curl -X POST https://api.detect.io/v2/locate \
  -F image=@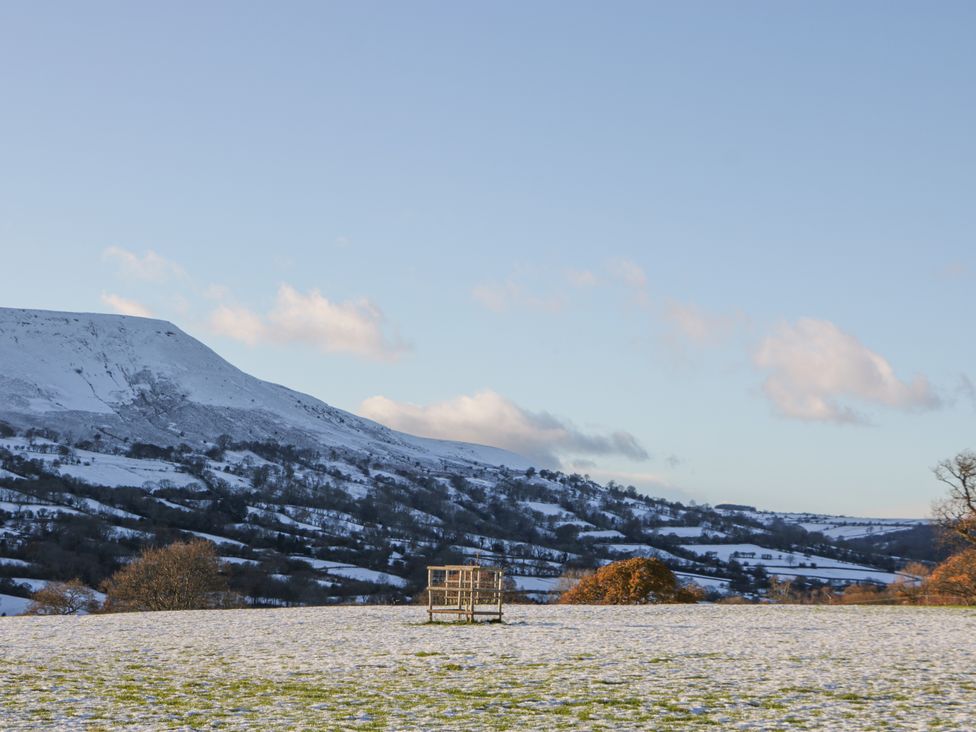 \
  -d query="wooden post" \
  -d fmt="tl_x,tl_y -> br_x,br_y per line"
427,566 -> 433,622
468,566 -> 474,622
497,566 -> 503,620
